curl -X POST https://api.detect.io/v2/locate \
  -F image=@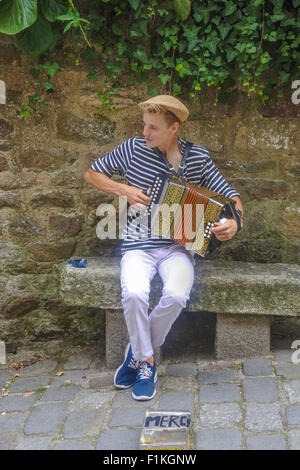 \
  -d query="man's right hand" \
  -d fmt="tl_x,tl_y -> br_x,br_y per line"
125,186 -> 152,211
